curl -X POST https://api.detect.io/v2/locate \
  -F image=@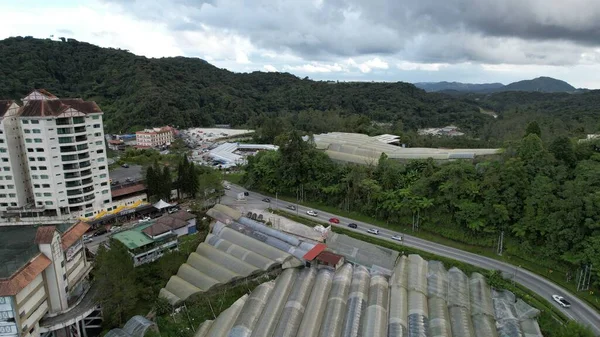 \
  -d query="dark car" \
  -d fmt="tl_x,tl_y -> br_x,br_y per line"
244,191 -> 249,196
121,163 -> 129,168
262,198 -> 271,202
93,229 -> 107,237
287,205 -> 296,211
348,223 -> 358,229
